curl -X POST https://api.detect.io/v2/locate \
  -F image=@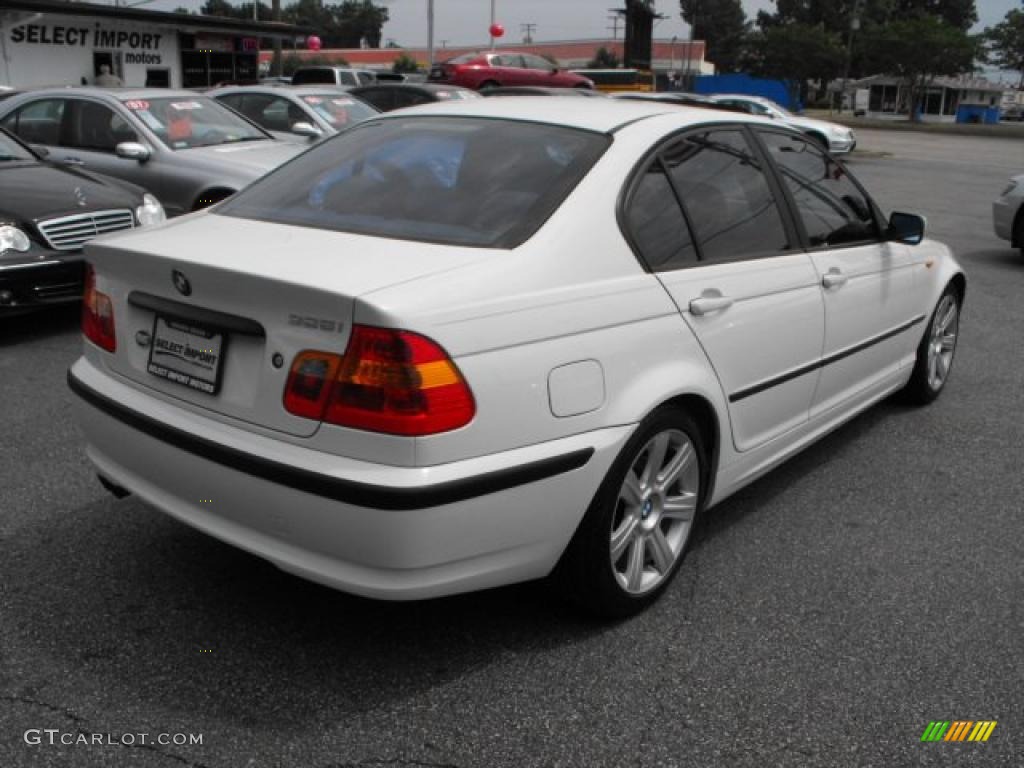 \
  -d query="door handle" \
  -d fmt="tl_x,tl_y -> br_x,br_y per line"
63,157 -> 85,166
821,268 -> 848,289
689,293 -> 733,316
